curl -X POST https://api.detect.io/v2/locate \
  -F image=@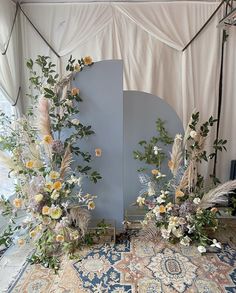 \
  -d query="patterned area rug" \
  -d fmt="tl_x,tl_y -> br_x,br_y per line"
8,237 -> 236,293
